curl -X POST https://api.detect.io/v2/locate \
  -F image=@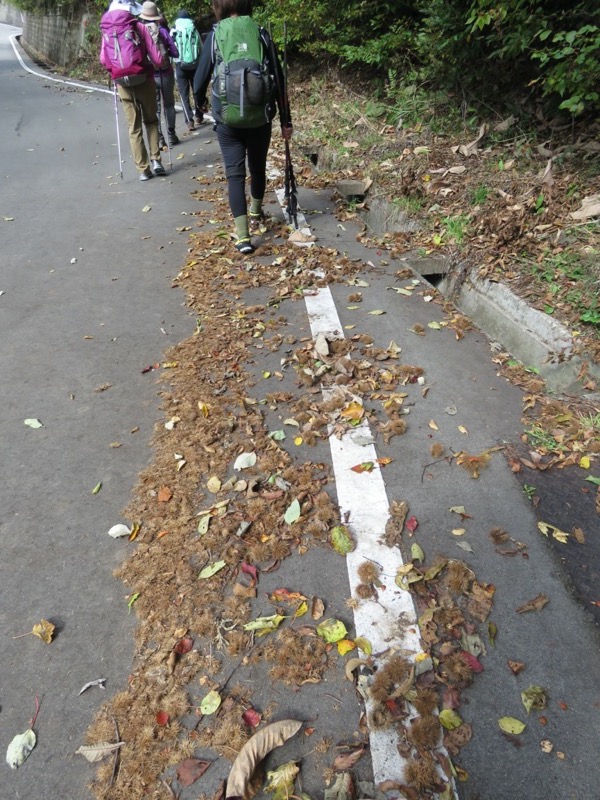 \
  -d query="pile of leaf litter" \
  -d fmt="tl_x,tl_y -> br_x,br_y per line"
288,75 -> 600,367
82,164 -> 497,798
